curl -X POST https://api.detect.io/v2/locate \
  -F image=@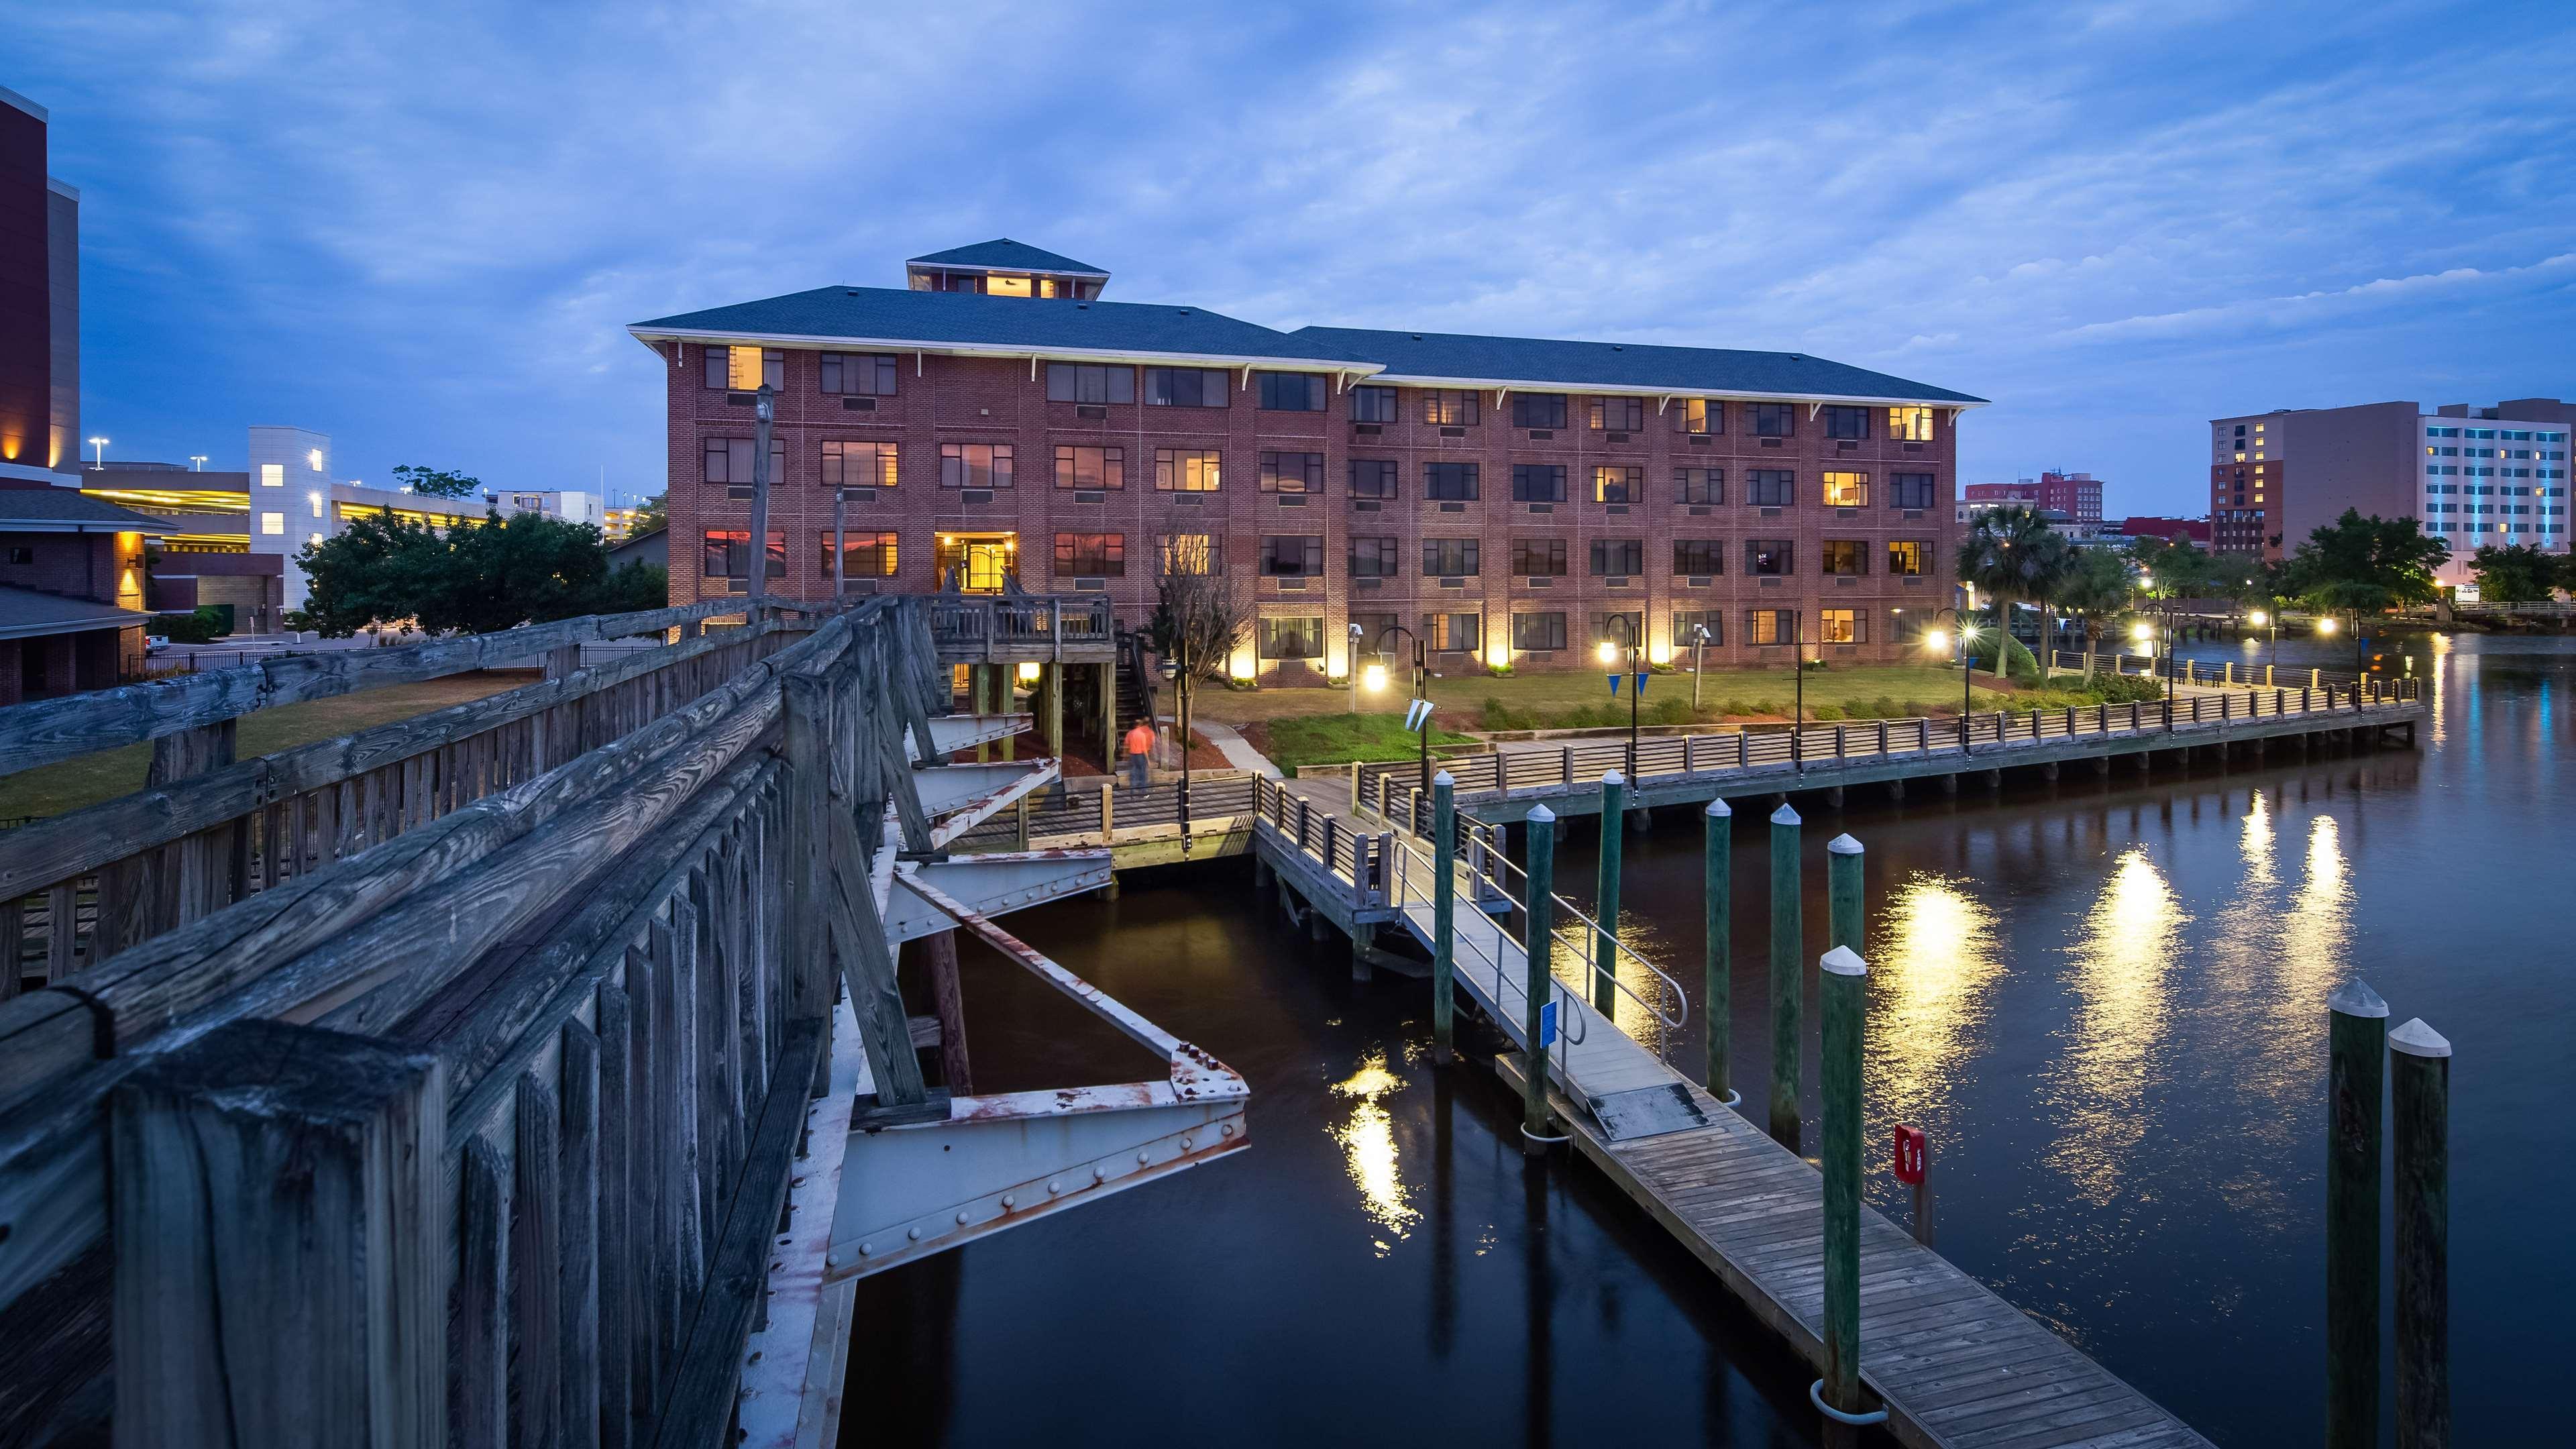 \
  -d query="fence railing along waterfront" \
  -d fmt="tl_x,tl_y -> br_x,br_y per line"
0,594 -> 956,1447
